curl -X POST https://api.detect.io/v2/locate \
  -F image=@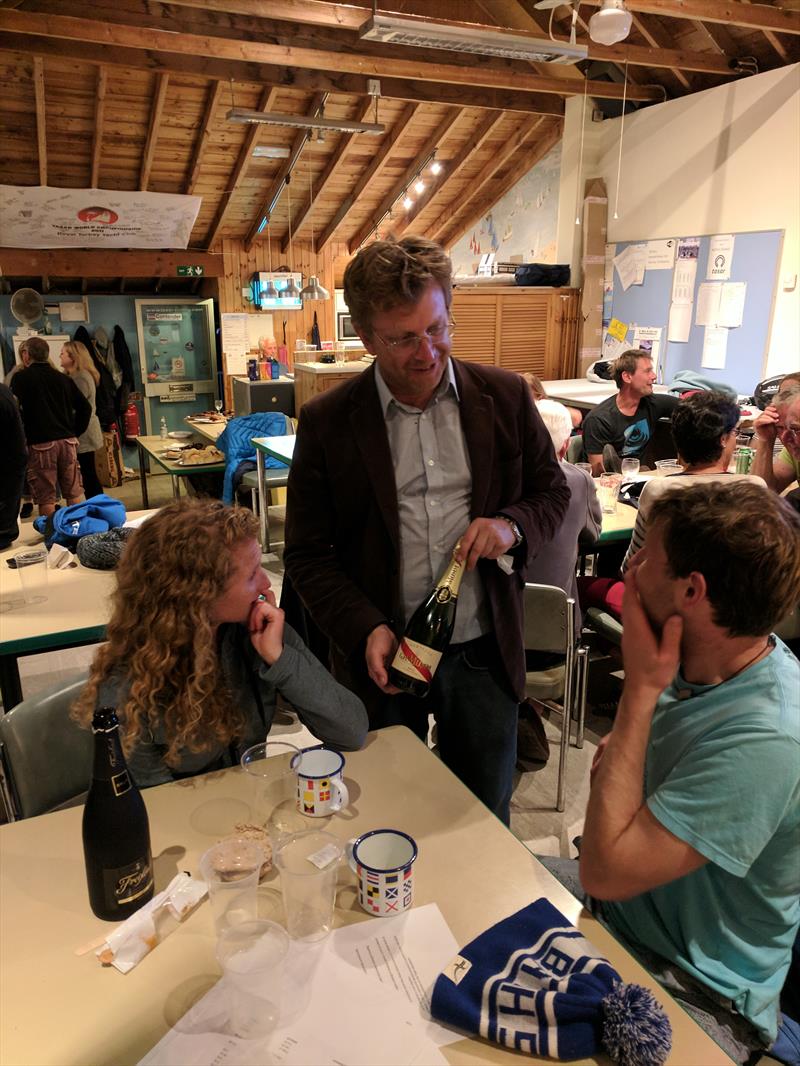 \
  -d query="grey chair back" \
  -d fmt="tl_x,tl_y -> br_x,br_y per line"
0,672 -> 92,820
524,583 -> 572,655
